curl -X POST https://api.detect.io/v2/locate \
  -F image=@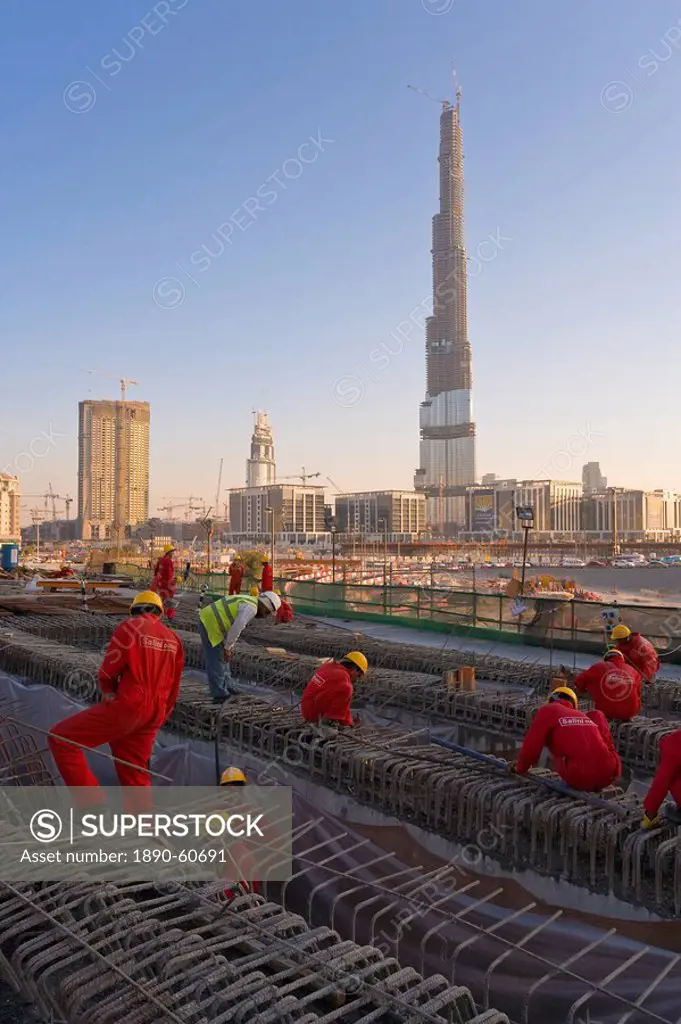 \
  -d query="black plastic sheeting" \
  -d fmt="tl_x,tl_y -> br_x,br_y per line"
2,671 -> 680,1024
